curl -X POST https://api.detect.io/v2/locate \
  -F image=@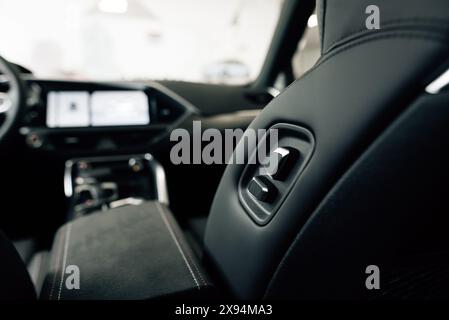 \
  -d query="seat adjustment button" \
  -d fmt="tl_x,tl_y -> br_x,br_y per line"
266,147 -> 298,180
248,175 -> 277,203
